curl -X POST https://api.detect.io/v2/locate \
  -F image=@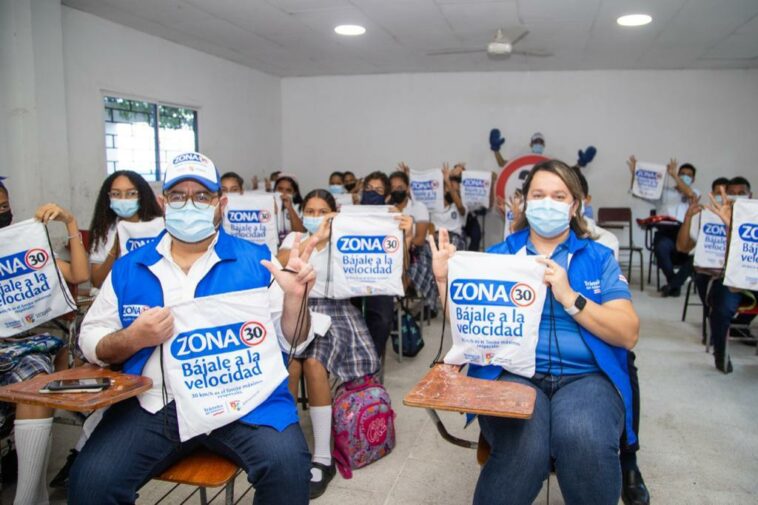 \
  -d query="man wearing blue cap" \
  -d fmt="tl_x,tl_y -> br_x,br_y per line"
70,152 -> 316,504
